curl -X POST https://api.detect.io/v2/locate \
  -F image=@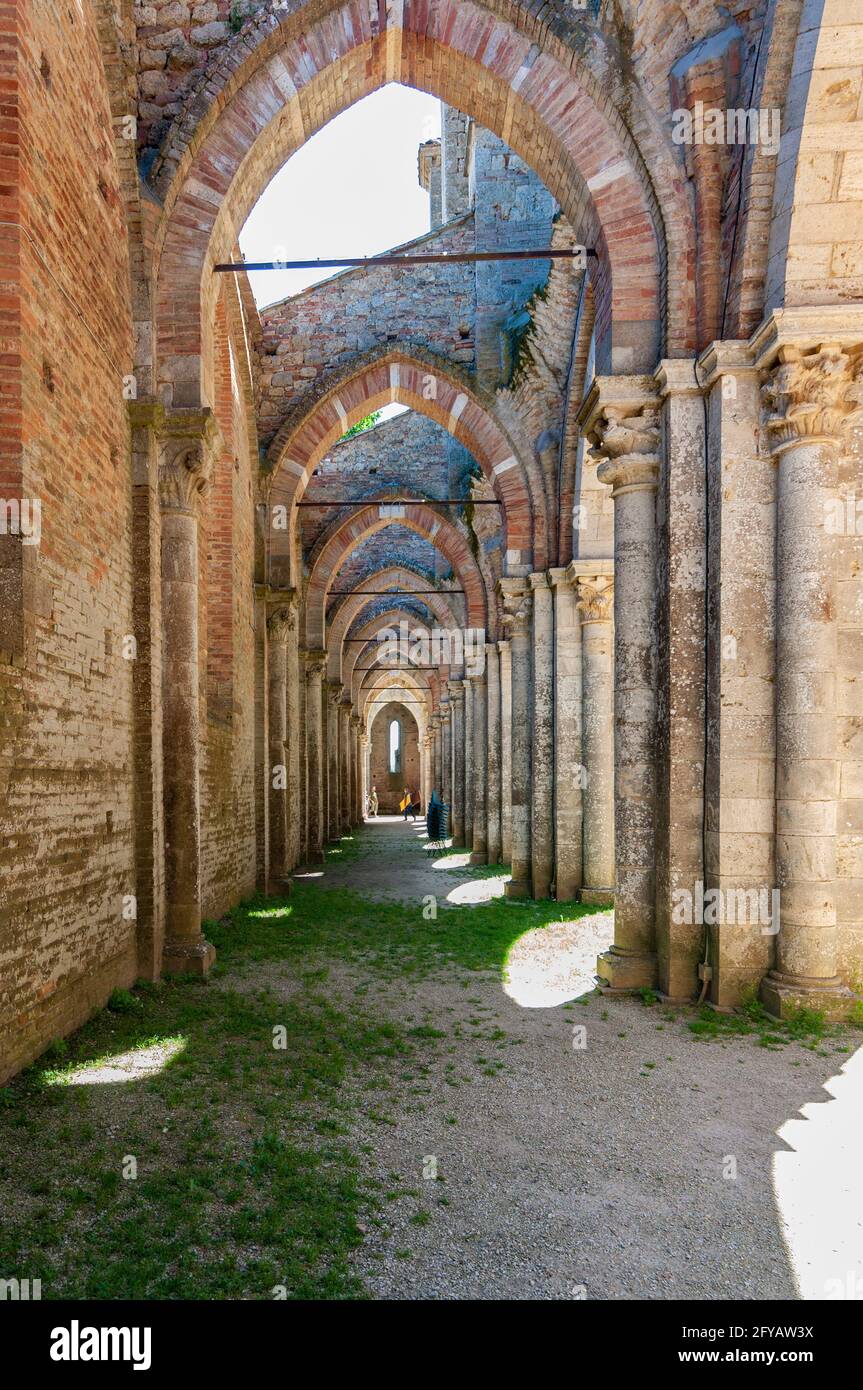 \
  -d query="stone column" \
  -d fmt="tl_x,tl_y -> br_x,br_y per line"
500,582 -> 532,897
530,573 -> 554,898
267,605 -> 292,889
470,671 -> 488,864
485,643 -> 502,864
498,640 -> 512,863
304,652 -> 326,862
698,340 -> 775,1006
575,572 -> 615,896
586,382 -> 661,989
422,732 -> 432,809
326,681 -> 342,841
283,592 -> 300,871
654,360 -> 707,1001
350,713 -> 361,826
441,702 -> 452,814
449,681 -> 465,845
298,642 -> 307,862
432,714 -> 442,795
549,568 -> 583,901
158,419 -> 217,975
339,701 -> 351,833
361,730 -> 370,818
462,677 -> 474,850
758,338 -> 861,1017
